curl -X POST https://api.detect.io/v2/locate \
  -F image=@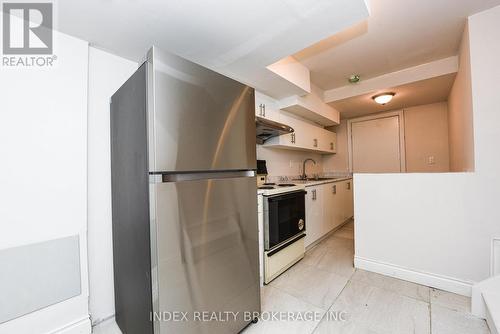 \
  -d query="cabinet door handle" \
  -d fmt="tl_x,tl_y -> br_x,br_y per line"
347,182 -> 351,190
312,189 -> 316,200
291,133 -> 295,144
313,138 -> 318,147
330,142 -> 334,150
332,185 -> 336,194
258,104 -> 262,116
263,104 -> 266,117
